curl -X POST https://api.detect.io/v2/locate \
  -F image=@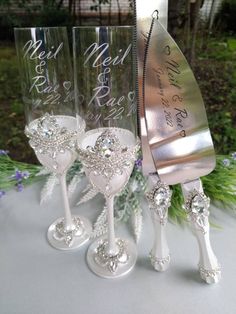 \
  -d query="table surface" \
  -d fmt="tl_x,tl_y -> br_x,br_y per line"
0,180 -> 236,314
